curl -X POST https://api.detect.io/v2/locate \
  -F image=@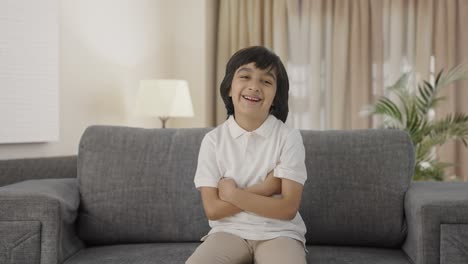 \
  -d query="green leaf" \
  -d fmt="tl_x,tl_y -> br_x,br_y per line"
435,70 -> 443,86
